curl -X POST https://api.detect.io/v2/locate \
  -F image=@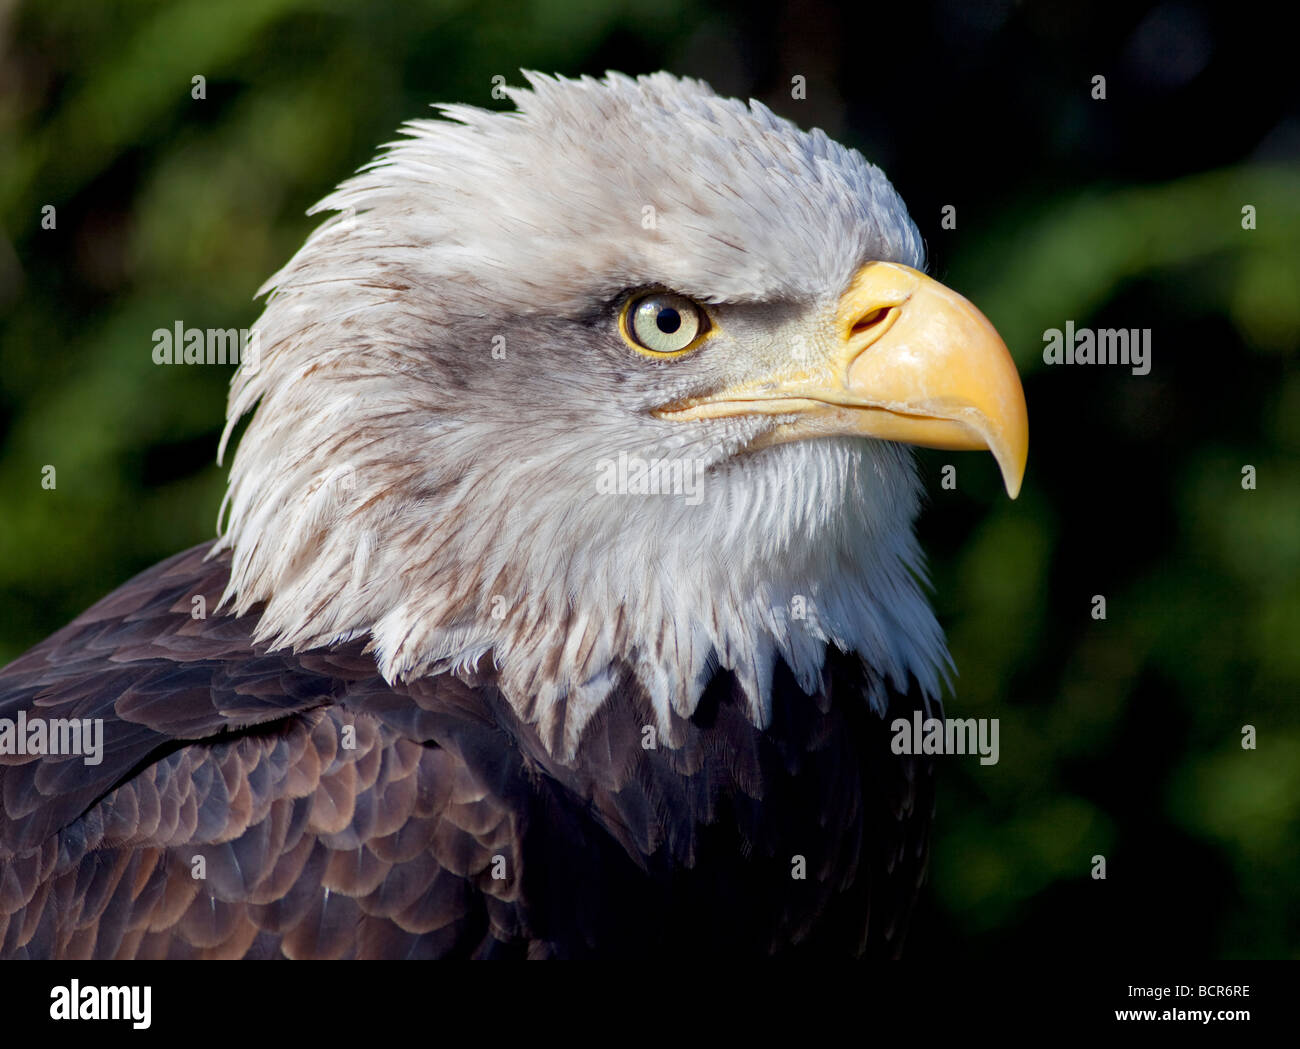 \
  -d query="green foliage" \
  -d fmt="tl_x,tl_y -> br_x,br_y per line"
929,167 -> 1300,957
